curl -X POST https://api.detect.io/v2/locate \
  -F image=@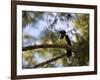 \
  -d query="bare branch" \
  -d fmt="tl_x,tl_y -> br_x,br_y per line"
23,44 -> 78,68
26,53 -> 67,68
34,53 -> 66,68
23,44 -> 71,51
